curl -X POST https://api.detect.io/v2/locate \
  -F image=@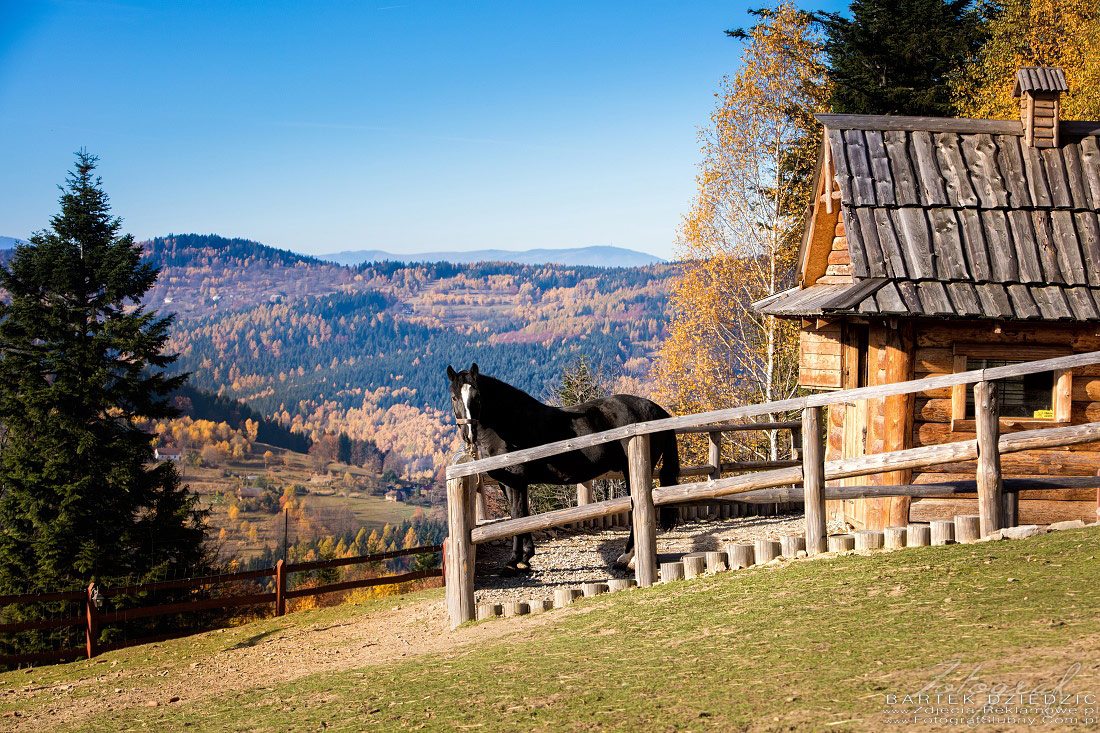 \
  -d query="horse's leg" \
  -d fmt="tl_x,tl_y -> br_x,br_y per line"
500,481 -> 533,576
517,484 -> 535,568
657,430 -> 680,532
614,464 -> 636,570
